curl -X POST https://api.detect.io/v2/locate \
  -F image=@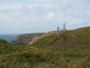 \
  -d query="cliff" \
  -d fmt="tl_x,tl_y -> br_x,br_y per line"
12,33 -> 44,44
